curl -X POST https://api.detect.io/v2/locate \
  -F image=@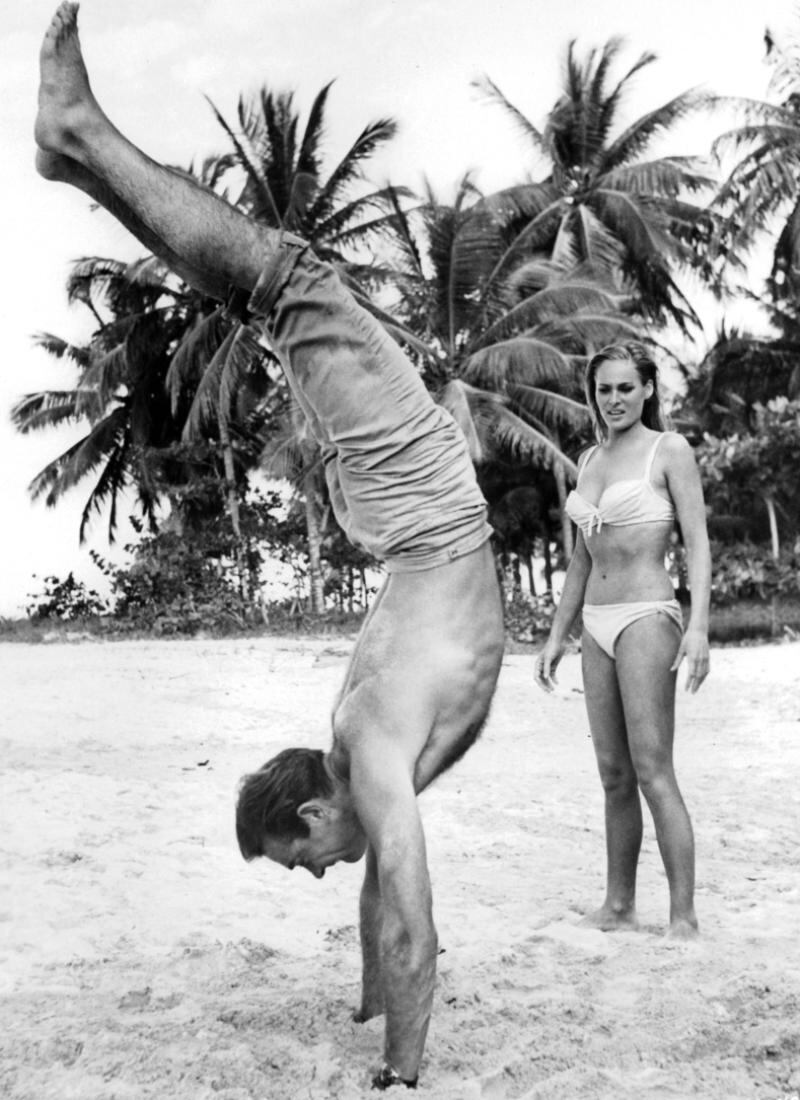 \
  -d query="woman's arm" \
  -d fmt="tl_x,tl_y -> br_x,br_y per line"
664,433 -> 712,692
535,532 -> 591,692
